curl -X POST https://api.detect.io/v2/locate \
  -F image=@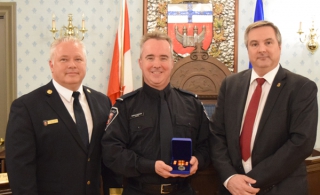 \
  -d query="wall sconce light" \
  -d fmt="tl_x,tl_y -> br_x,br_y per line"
50,13 -> 88,40
297,21 -> 318,54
